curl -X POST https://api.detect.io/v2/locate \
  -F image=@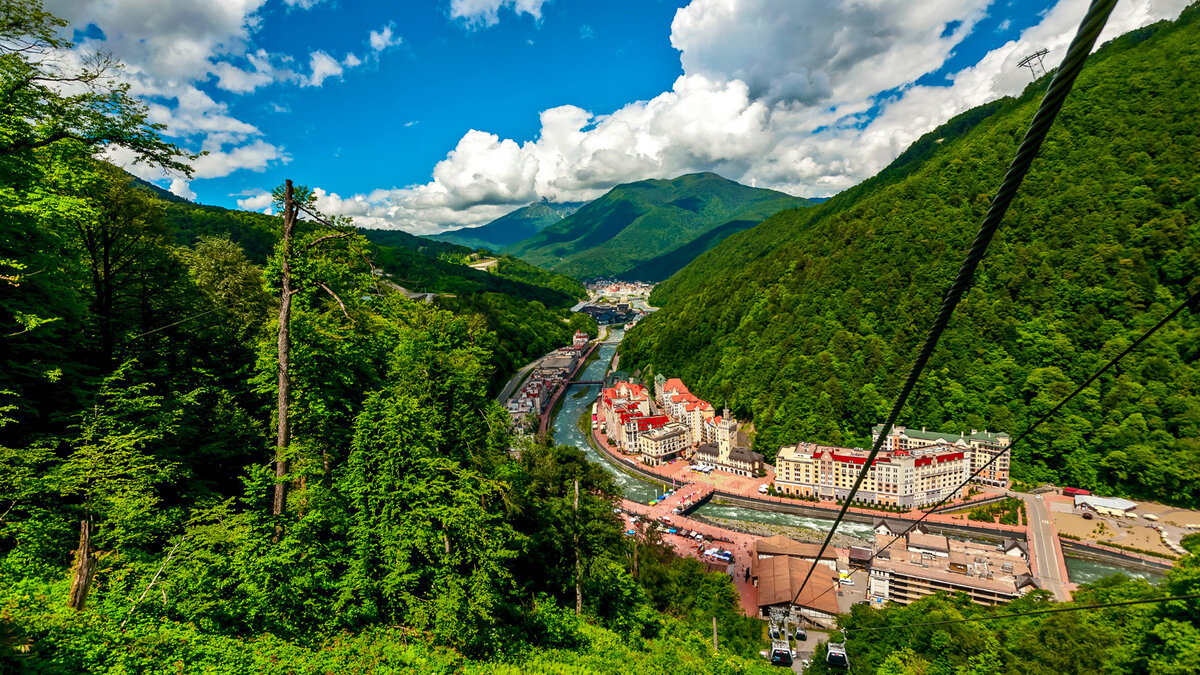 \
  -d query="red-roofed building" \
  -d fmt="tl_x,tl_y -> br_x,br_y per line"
774,441 -> 970,509
599,381 -> 652,449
